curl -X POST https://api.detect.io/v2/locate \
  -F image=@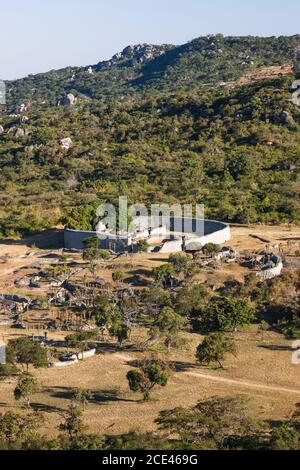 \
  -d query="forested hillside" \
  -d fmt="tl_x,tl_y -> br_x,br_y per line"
0,35 -> 300,236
